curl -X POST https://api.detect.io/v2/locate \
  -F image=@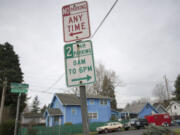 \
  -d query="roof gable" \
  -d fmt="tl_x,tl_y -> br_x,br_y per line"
153,104 -> 167,113
123,103 -> 146,113
167,101 -> 180,110
56,93 -> 81,105
139,103 -> 158,114
123,102 -> 158,114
